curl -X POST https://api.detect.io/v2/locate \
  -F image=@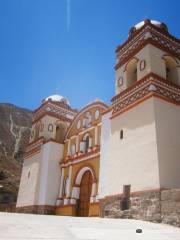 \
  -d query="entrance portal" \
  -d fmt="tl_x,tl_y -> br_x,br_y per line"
77,170 -> 92,217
